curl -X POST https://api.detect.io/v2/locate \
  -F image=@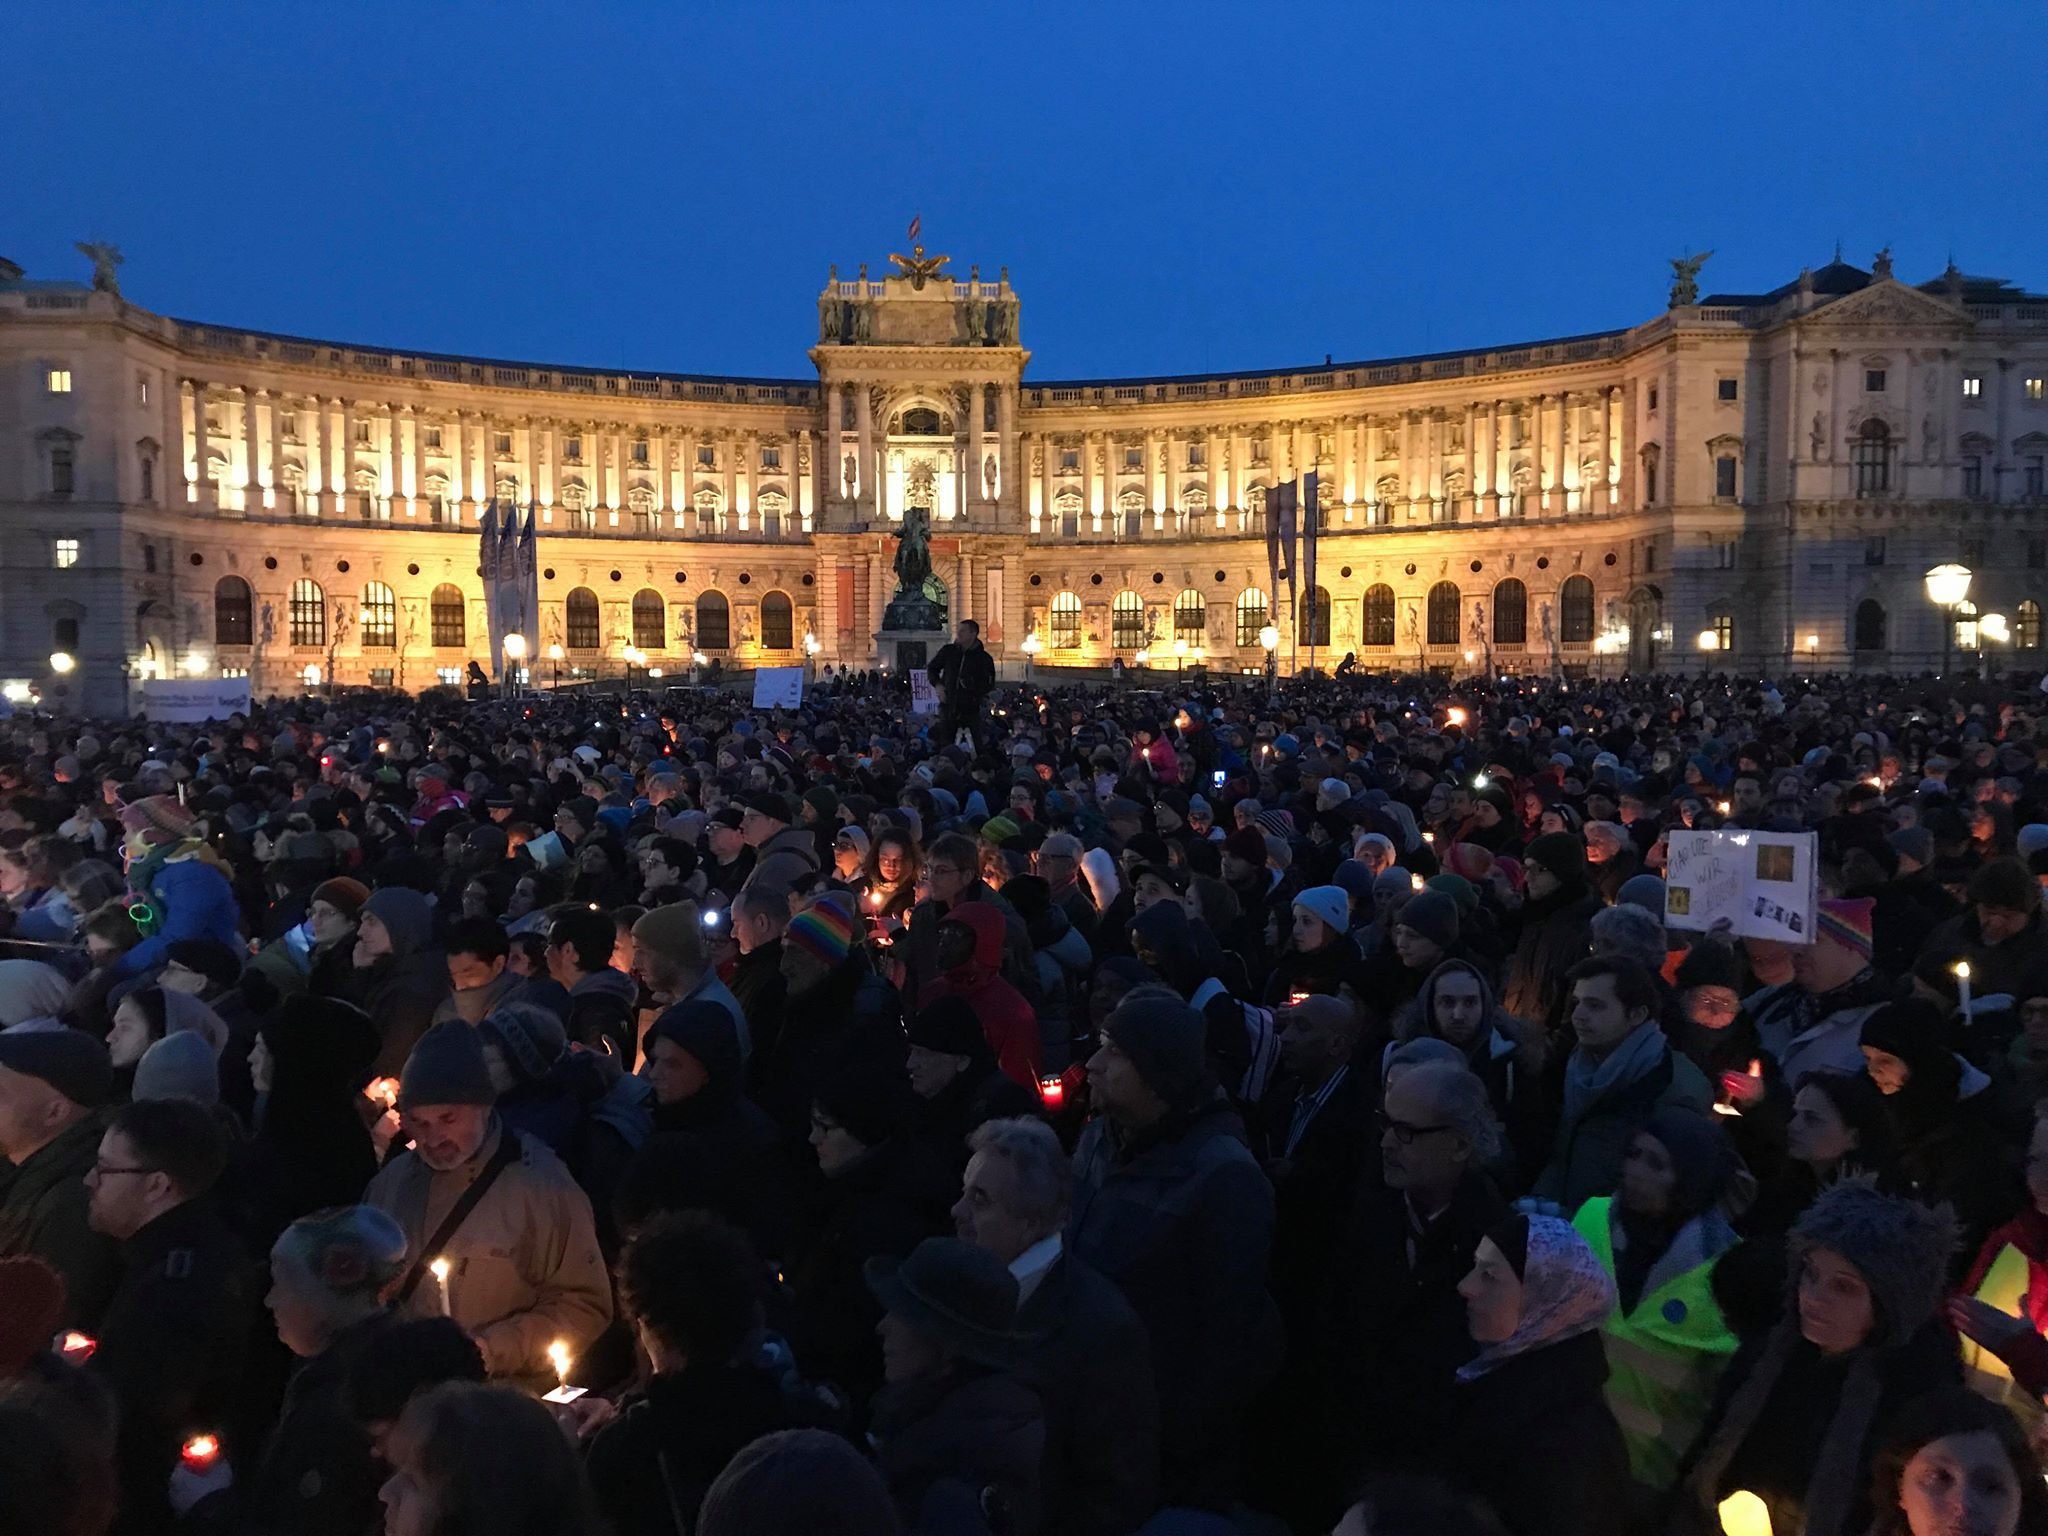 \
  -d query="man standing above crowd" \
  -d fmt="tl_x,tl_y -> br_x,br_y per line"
928,618 -> 995,748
